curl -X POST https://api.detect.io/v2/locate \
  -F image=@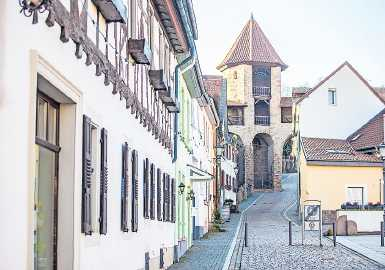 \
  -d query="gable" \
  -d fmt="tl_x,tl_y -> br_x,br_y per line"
299,63 -> 384,139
